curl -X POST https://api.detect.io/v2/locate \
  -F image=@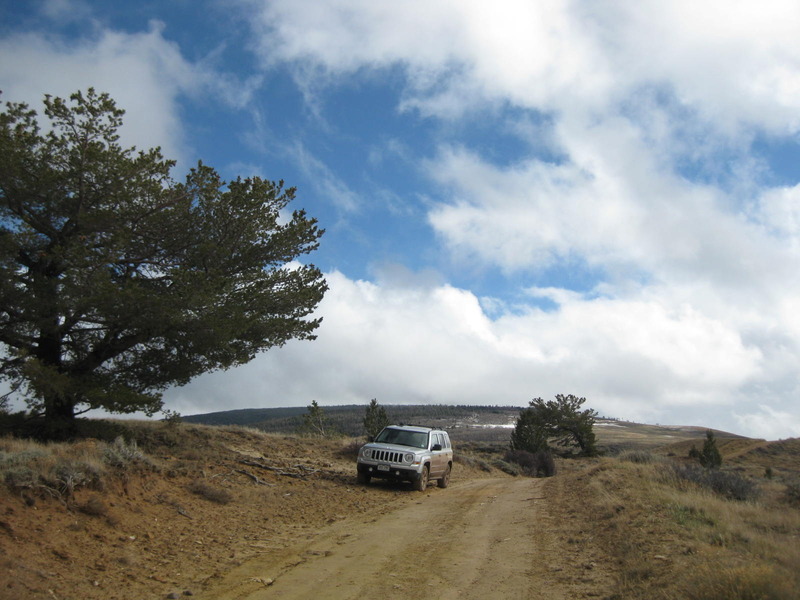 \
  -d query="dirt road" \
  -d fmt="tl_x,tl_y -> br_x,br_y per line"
200,477 -> 616,600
